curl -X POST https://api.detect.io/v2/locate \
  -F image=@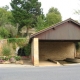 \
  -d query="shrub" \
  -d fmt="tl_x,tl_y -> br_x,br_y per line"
4,57 -> 9,61
7,38 -> 27,47
2,45 -> 11,56
23,43 -> 31,56
12,43 -> 16,50
0,27 -> 9,38
0,56 -> 9,61
0,56 -> 5,60
5,25 -> 17,38
14,56 -> 21,61
9,56 -> 16,63
0,56 -> 5,63
75,42 -> 80,50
